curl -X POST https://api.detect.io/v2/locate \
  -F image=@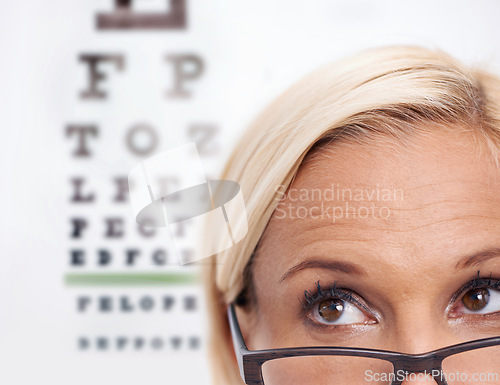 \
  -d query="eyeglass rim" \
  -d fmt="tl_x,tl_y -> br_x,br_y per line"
227,302 -> 500,385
